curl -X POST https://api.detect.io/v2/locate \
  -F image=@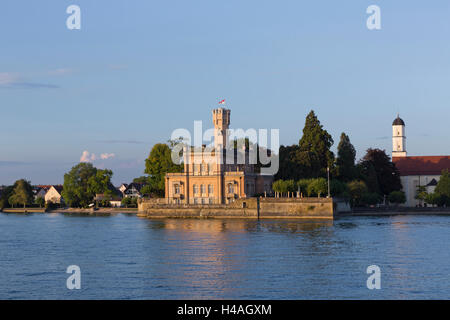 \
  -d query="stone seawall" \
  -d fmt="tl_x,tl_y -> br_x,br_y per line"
138,198 -> 334,219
